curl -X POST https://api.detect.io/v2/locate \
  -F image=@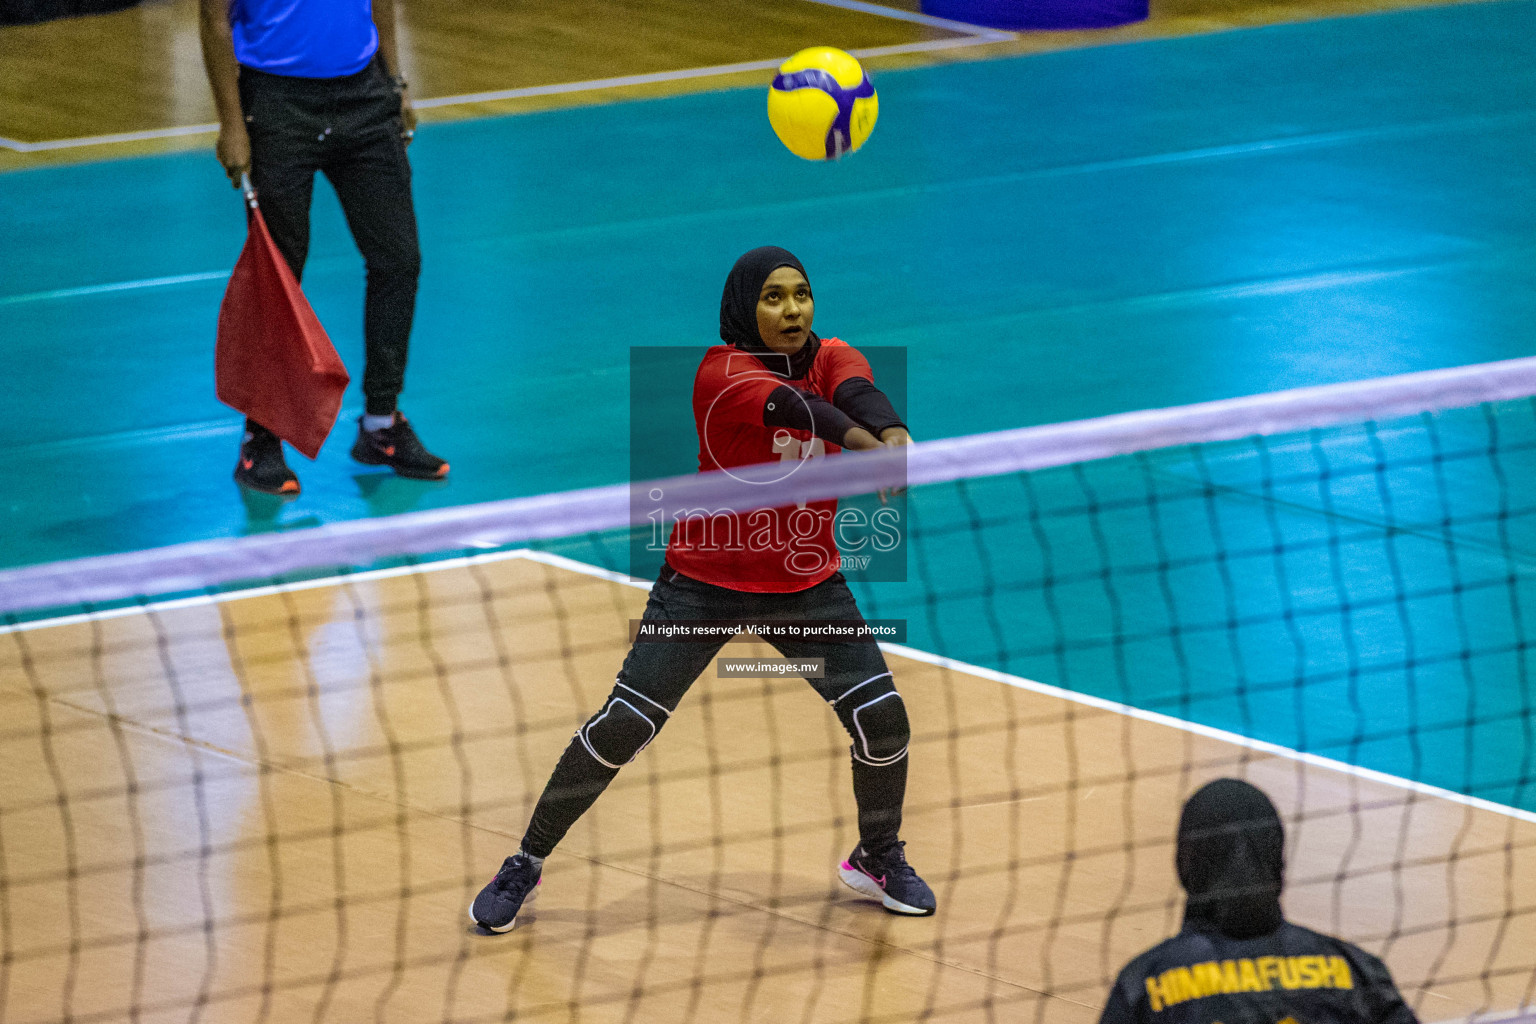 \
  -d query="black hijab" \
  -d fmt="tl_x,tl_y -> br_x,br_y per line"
1177,778 -> 1286,940
719,245 -> 819,379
